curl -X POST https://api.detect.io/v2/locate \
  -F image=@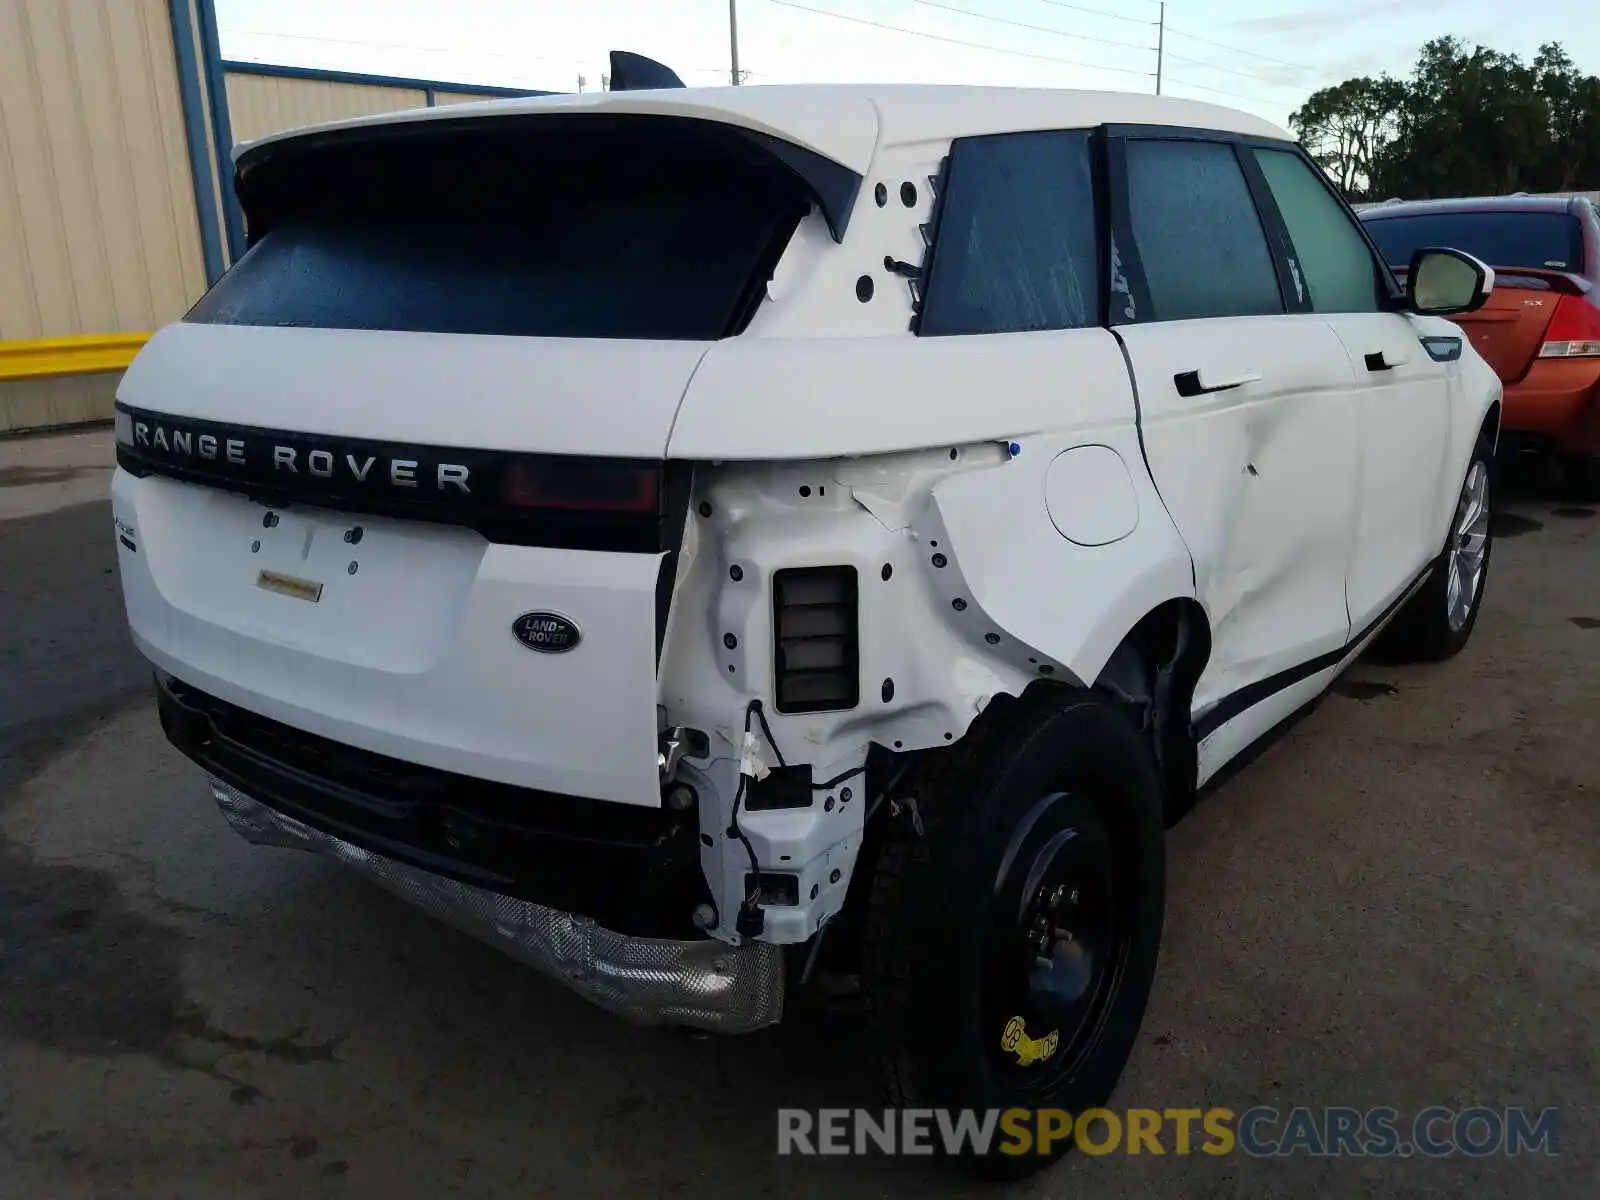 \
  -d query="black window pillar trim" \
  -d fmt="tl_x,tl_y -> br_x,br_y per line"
1100,132 -> 1154,327
1088,127 -> 1113,330
908,151 -> 952,335
1233,144 -> 1310,315
1248,141 -> 1408,313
